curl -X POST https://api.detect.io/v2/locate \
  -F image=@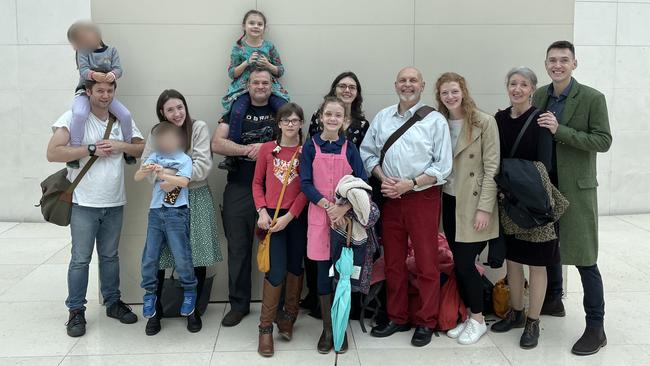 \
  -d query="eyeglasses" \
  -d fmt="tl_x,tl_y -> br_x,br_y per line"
336,83 -> 357,92
280,118 -> 302,126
